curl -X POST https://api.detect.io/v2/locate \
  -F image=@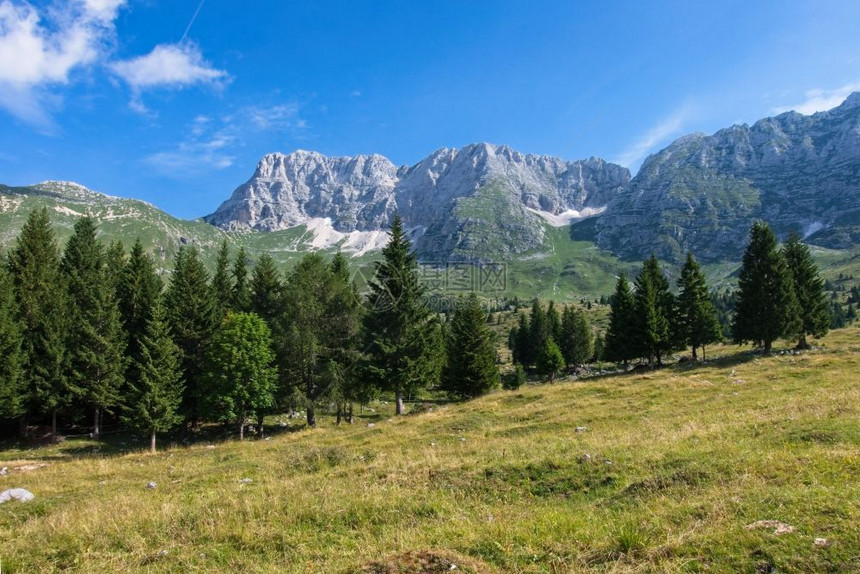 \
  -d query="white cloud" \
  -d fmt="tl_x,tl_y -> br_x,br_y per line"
613,107 -> 690,169
110,42 -> 227,91
0,0 -> 124,127
144,132 -> 235,175
772,82 -> 860,115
